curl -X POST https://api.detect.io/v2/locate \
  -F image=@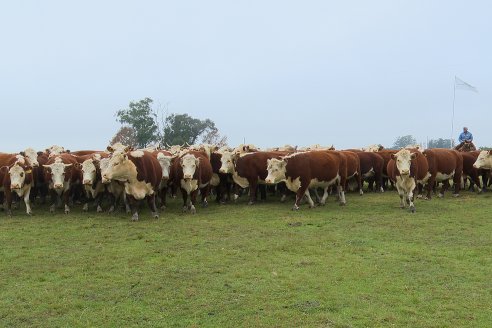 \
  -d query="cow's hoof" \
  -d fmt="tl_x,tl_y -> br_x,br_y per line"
292,205 -> 299,211
108,206 -> 115,214
247,201 -> 255,205
27,211 -> 33,216
152,212 -> 159,219
409,206 -> 416,213
131,214 -> 139,221
280,195 -> 286,203
359,190 -> 364,196
160,205 -> 167,210
82,204 -> 89,212
438,193 -> 444,198
319,202 -> 326,206
64,210 -> 70,215
417,194 -> 423,199
309,204 -> 316,209
190,205 -> 196,214
453,193 -> 460,198
339,202 -> 346,206
182,206 -> 188,213
202,201 -> 208,208
7,210 -> 12,218
96,205 -> 103,213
